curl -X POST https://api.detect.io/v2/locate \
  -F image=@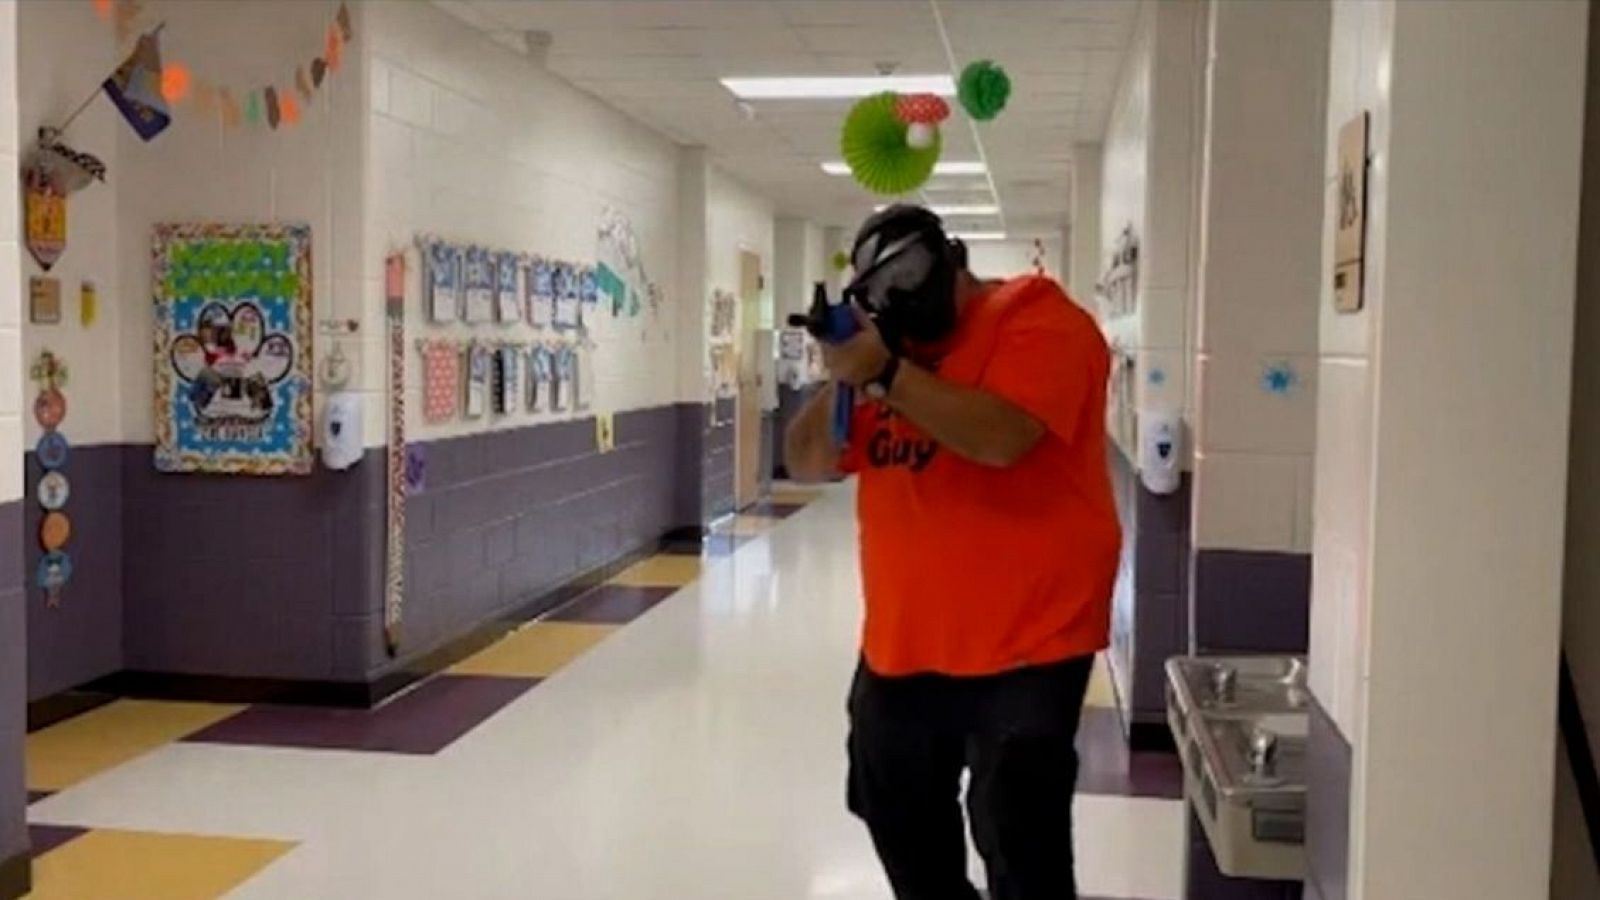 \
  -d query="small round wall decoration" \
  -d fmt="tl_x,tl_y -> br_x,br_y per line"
33,389 -> 66,430
36,431 -> 69,470
39,511 -> 72,551
36,551 -> 72,605
36,471 -> 69,511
